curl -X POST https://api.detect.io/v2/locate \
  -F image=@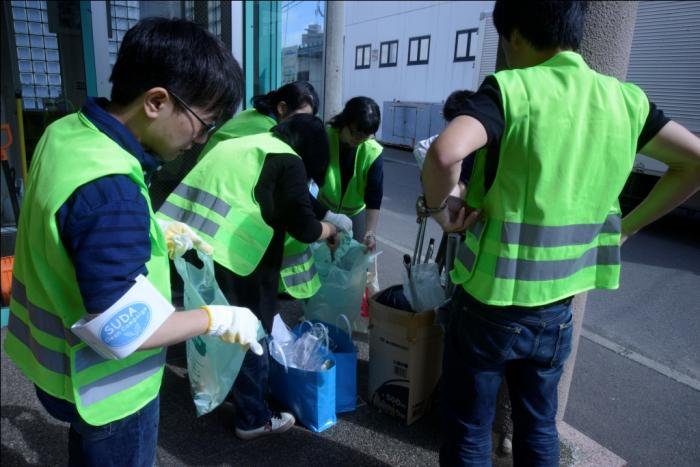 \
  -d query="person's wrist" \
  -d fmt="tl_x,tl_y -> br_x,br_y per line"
201,305 -> 213,334
430,204 -> 447,216
327,222 -> 337,237
202,305 -> 234,336
417,195 -> 447,216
